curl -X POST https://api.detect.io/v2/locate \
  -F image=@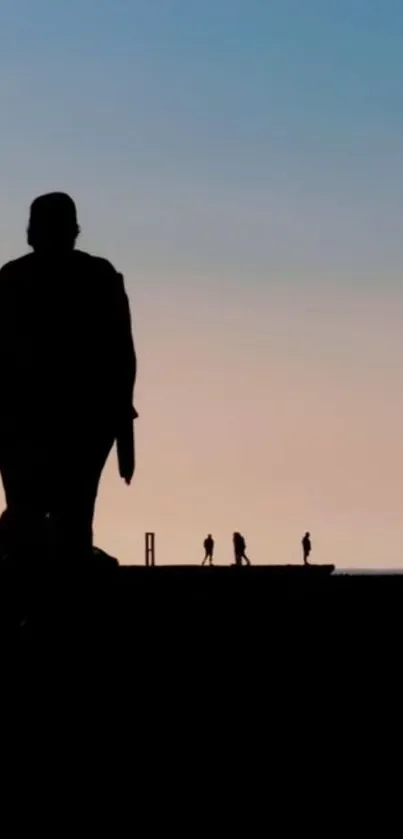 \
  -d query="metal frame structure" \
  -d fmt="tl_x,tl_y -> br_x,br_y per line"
145,532 -> 155,566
